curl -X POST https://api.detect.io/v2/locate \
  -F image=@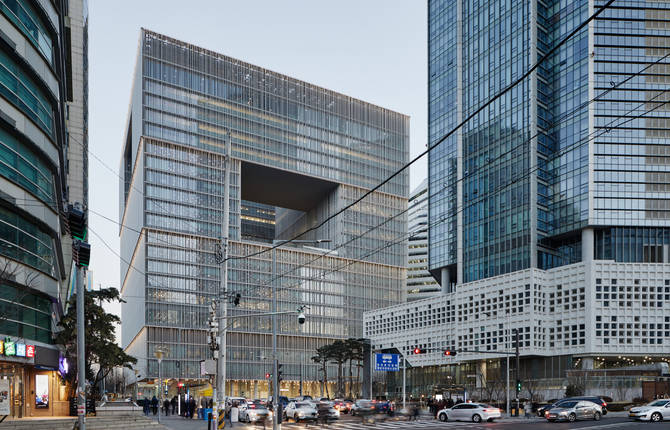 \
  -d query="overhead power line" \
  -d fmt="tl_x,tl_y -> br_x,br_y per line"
224,0 -> 617,263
